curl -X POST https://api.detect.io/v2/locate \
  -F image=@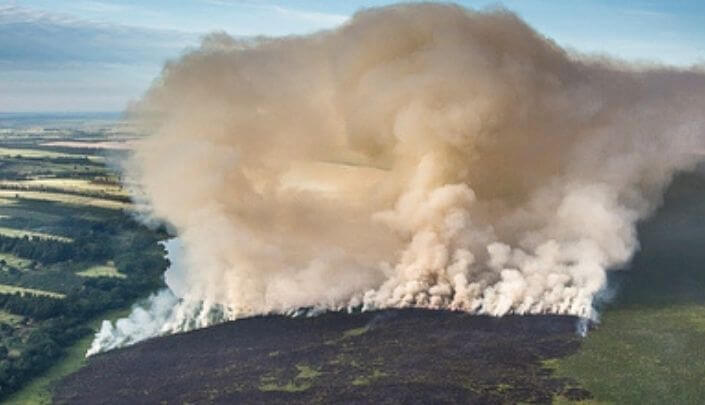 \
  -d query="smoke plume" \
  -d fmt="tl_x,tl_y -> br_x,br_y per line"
89,3 -> 705,354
